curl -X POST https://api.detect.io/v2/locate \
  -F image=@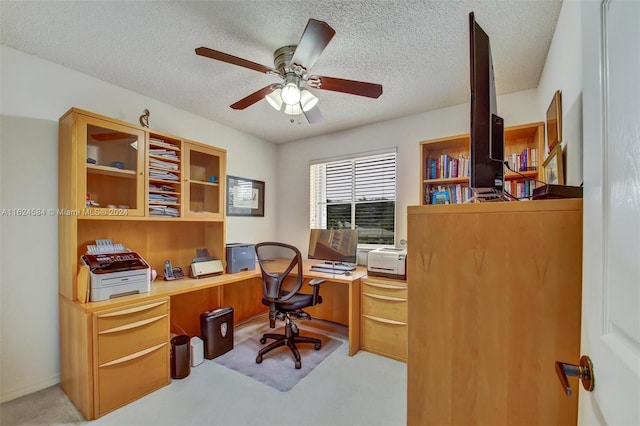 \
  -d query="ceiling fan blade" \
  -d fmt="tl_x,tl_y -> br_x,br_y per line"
290,19 -> 336,72
230,85 -> 277,110
312,76 -> 383,98
195,47 -> 277,74
303,105 -> 324,124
